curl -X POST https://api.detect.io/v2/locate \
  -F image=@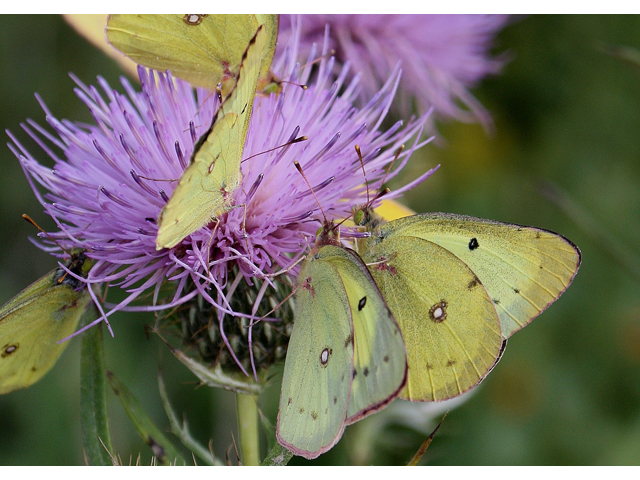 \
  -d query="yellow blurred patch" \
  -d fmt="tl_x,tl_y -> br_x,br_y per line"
63,14 -> 139,79
375,199 -> 415,221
